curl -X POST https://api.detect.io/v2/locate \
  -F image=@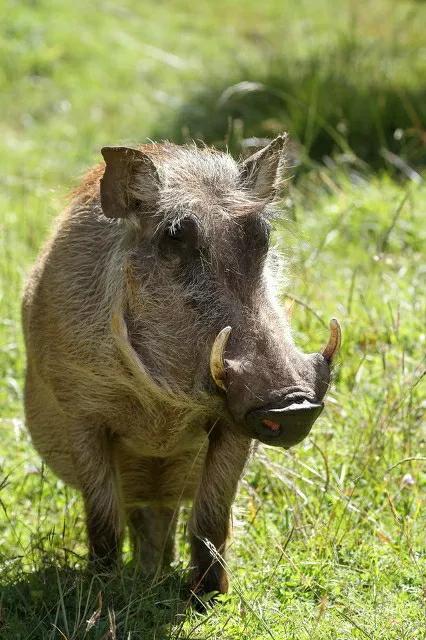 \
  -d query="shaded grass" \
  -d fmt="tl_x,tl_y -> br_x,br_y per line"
1,0 -> 425,638
153,40 -> 426,171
